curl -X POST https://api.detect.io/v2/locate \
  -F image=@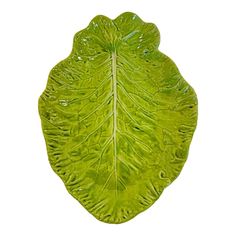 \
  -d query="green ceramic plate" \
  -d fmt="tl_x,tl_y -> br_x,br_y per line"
39,12 -> 198,224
